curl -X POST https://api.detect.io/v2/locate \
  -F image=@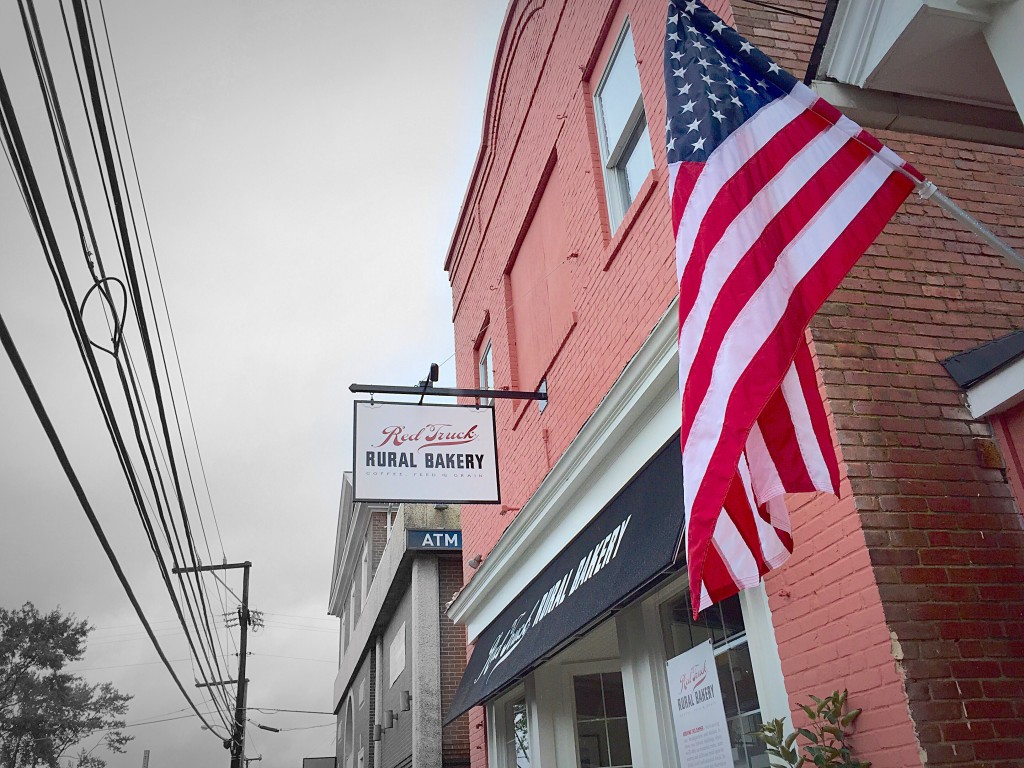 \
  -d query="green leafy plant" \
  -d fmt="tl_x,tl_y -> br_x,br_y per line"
756,689 -> 870,768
